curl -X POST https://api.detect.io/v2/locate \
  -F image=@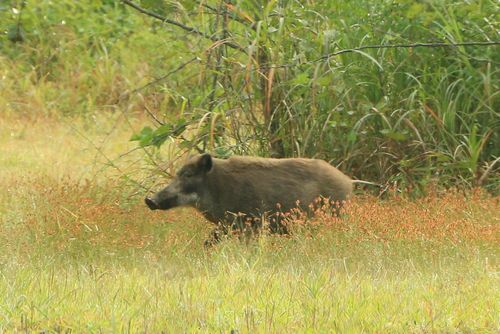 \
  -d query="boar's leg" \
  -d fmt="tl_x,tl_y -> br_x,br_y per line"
267,214 -> 289,235
204,223 -> 229,248
204,214 -> 261,247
